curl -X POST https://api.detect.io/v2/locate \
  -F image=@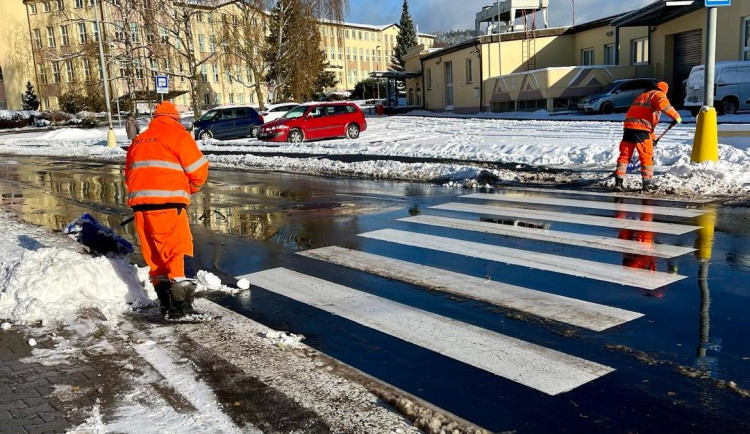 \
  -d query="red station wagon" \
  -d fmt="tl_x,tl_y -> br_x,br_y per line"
257,102 -> 367,143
